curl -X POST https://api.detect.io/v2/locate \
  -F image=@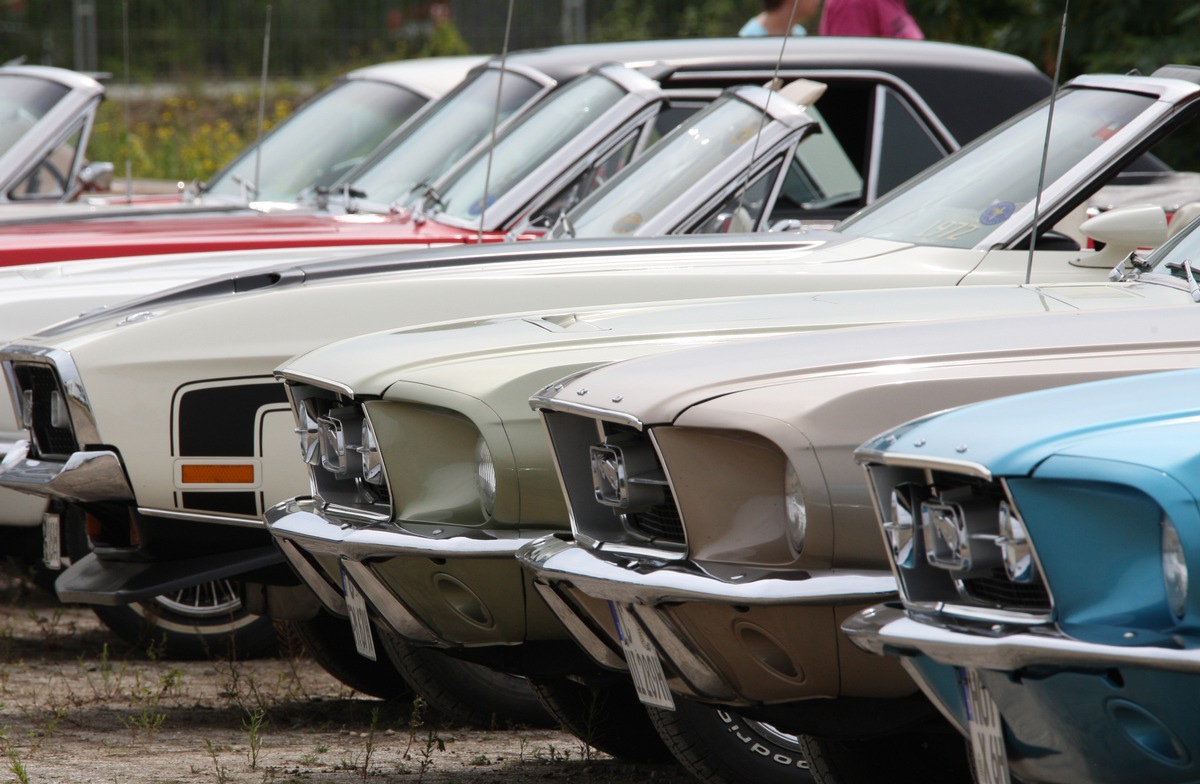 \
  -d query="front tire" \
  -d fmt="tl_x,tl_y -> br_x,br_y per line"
798,728 -> 973,784
380,631 -> 552,728
529,676 -> 676,763
289,610 -> 411,700
648,698 -> 814,784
